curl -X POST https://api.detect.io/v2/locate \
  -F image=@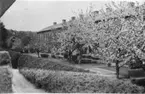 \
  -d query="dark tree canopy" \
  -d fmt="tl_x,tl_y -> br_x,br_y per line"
0,22 -> 9,48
